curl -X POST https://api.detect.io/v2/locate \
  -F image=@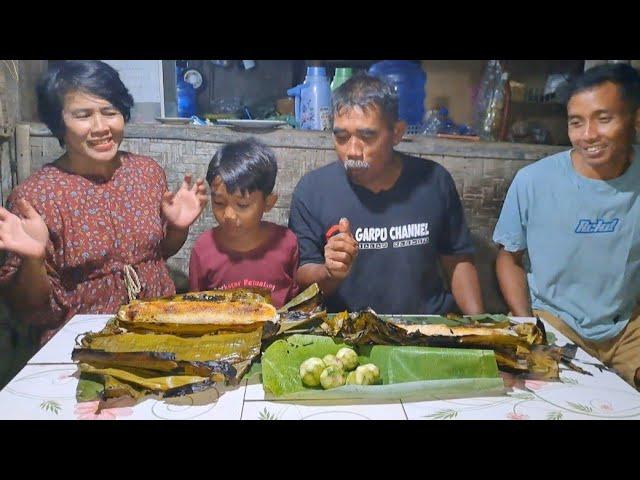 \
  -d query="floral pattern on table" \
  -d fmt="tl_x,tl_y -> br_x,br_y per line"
0,364 -> 247,420
74,400 -> 134,420
413,377 -> 640,420
242,400 -> 407,420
